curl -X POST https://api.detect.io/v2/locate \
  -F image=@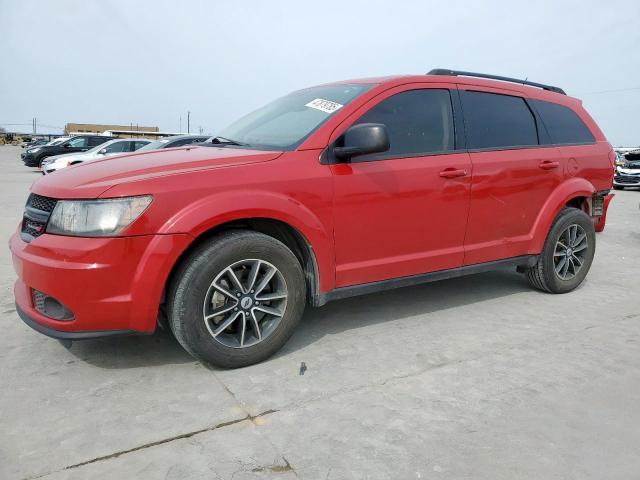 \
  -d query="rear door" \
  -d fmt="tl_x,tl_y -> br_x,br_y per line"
331,84 -> 472,287
459,87 -> 564,265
